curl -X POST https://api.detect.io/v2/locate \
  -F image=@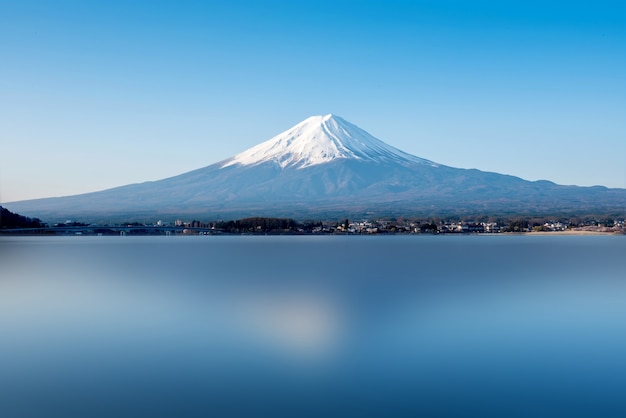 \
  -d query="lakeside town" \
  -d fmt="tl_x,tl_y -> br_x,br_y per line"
131,217 -> 624,235
2,204 -> 624,236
